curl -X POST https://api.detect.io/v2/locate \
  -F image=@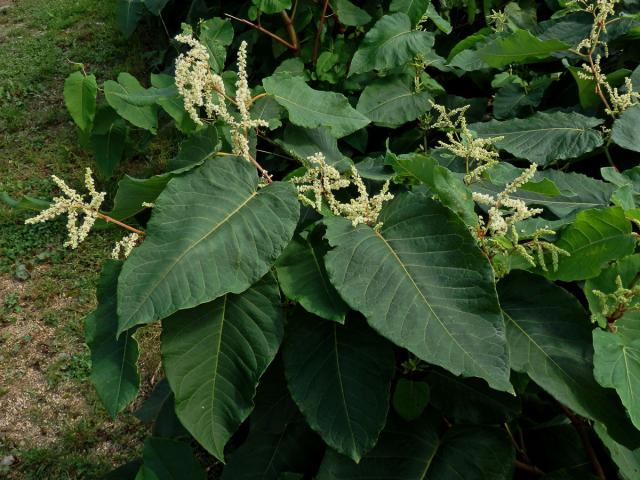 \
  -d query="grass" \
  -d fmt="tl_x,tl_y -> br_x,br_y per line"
0,0 -> 166,477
